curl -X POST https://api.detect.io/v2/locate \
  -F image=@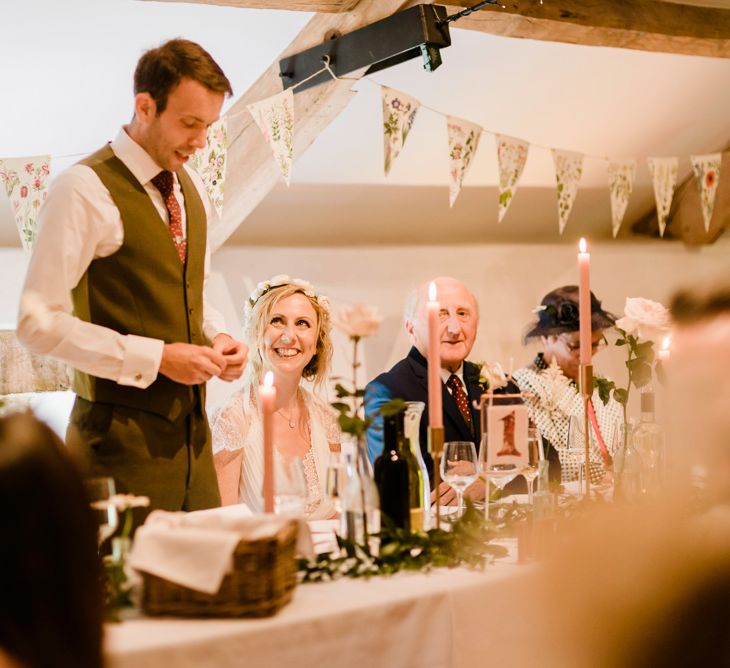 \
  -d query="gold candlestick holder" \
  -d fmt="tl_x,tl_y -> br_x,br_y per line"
428,426 -> 444,529
579,364 -> 593,497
